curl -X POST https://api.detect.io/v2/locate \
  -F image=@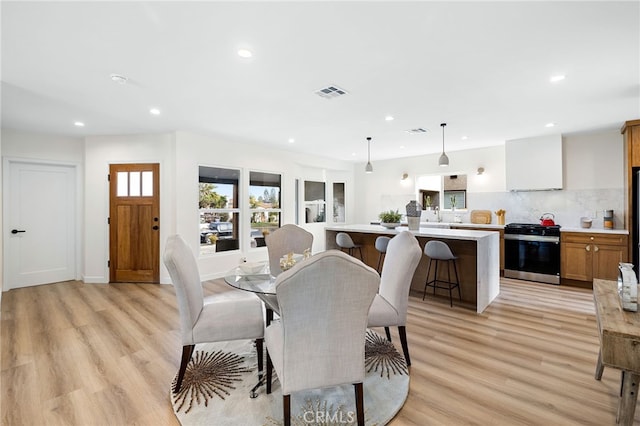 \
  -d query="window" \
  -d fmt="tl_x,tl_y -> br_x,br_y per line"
333,182 -> 345,223
249,171 -> 281,248
116,171 -> 154,197
199,166 -> 240,253
304,181 -> 326,223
